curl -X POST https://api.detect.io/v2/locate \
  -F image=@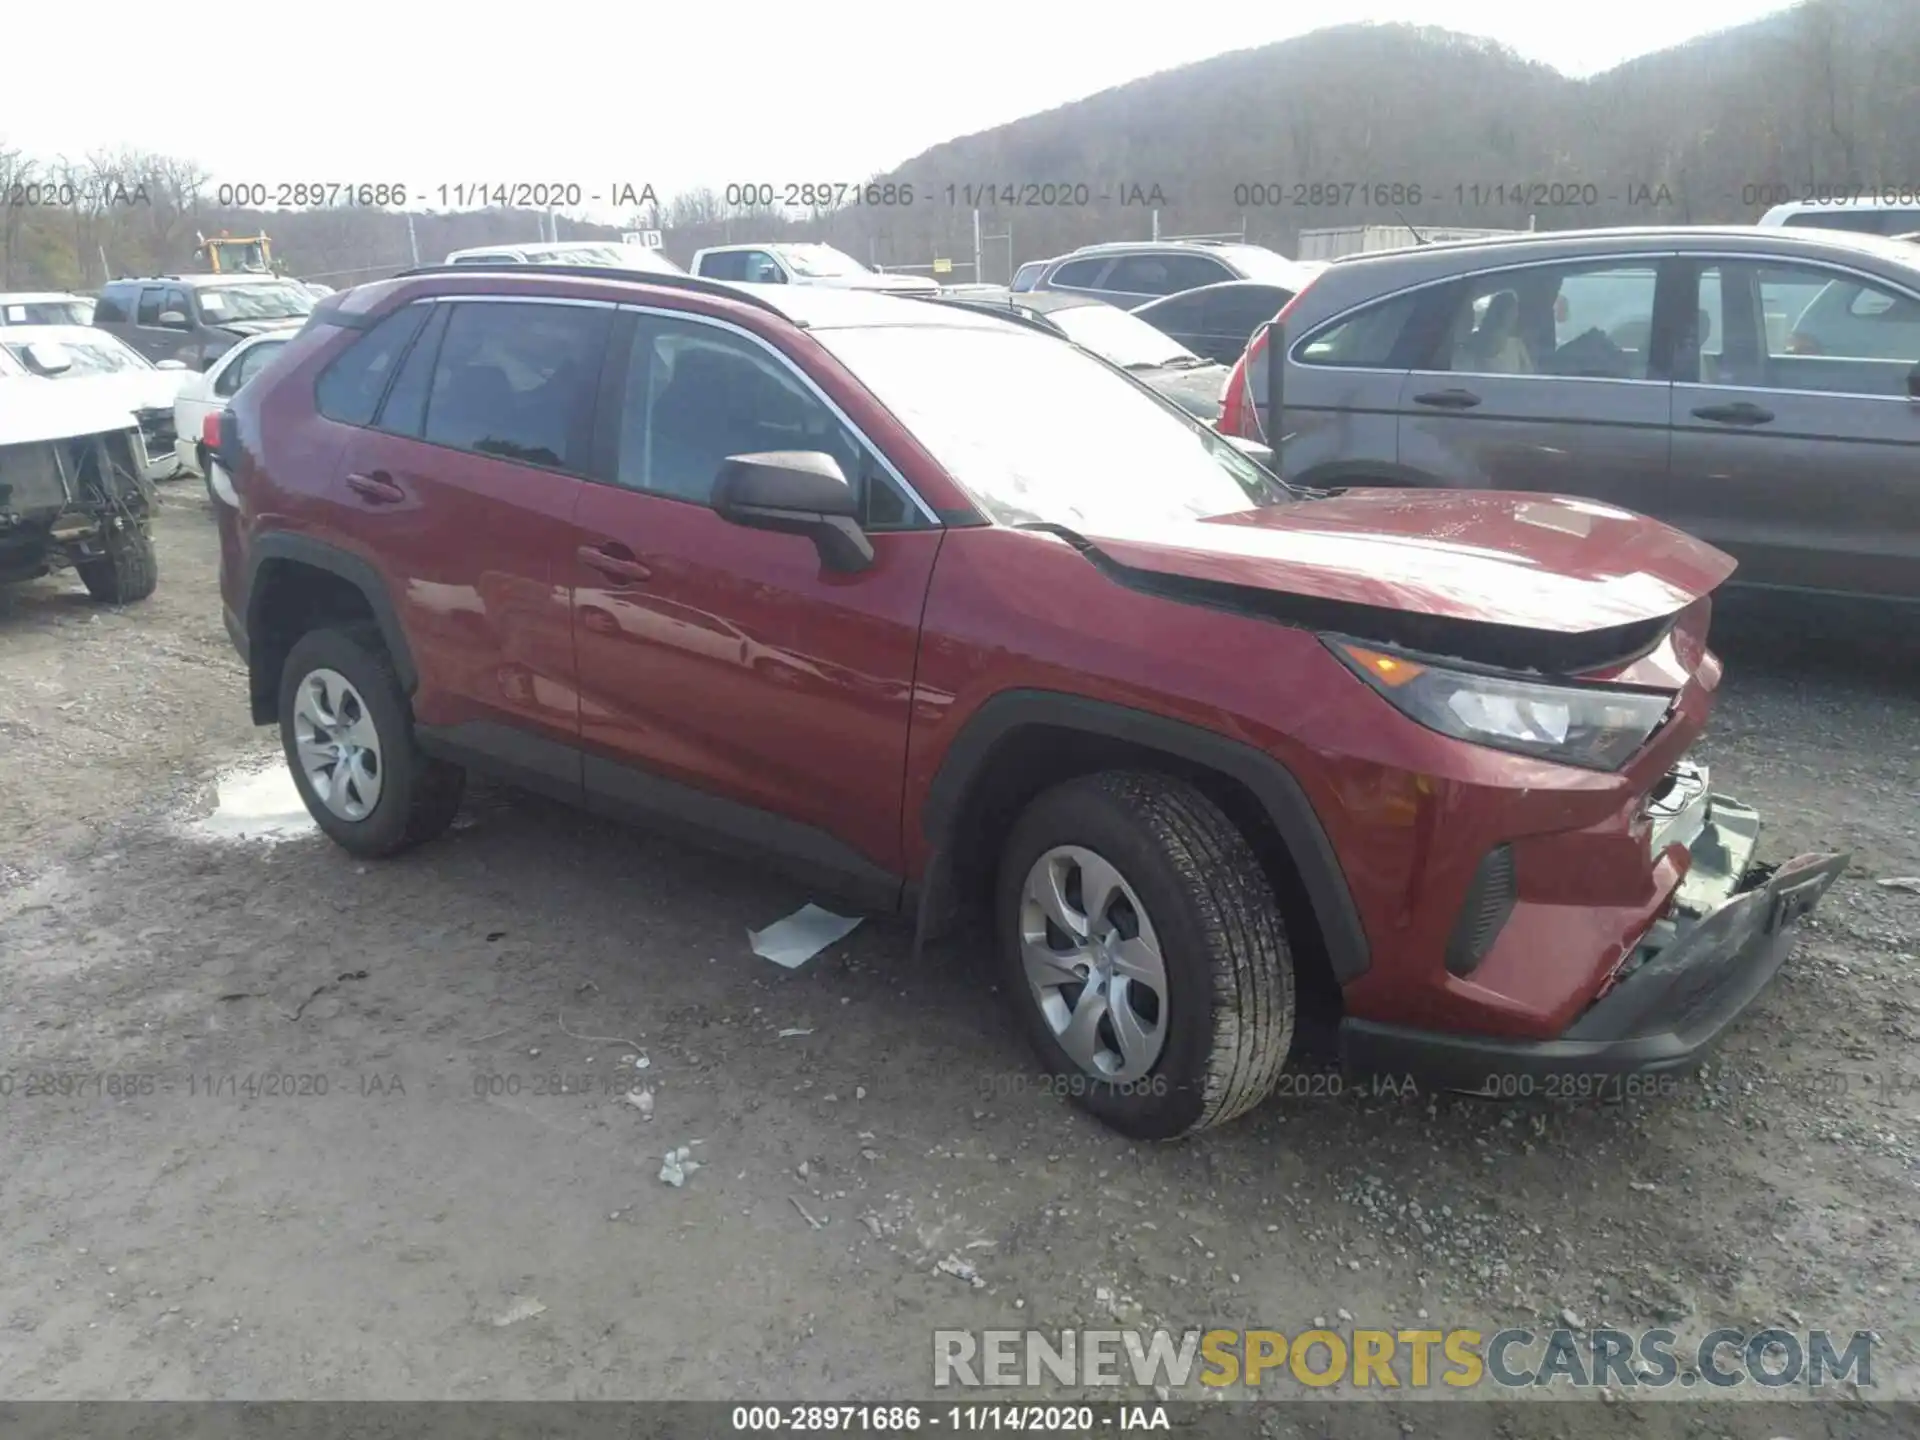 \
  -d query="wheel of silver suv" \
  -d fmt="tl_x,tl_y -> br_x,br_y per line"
995,770 -> 1296,1139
